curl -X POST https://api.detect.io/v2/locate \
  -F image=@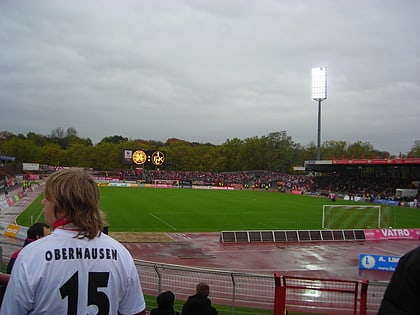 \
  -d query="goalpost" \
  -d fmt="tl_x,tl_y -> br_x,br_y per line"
322,205 -> 388,229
